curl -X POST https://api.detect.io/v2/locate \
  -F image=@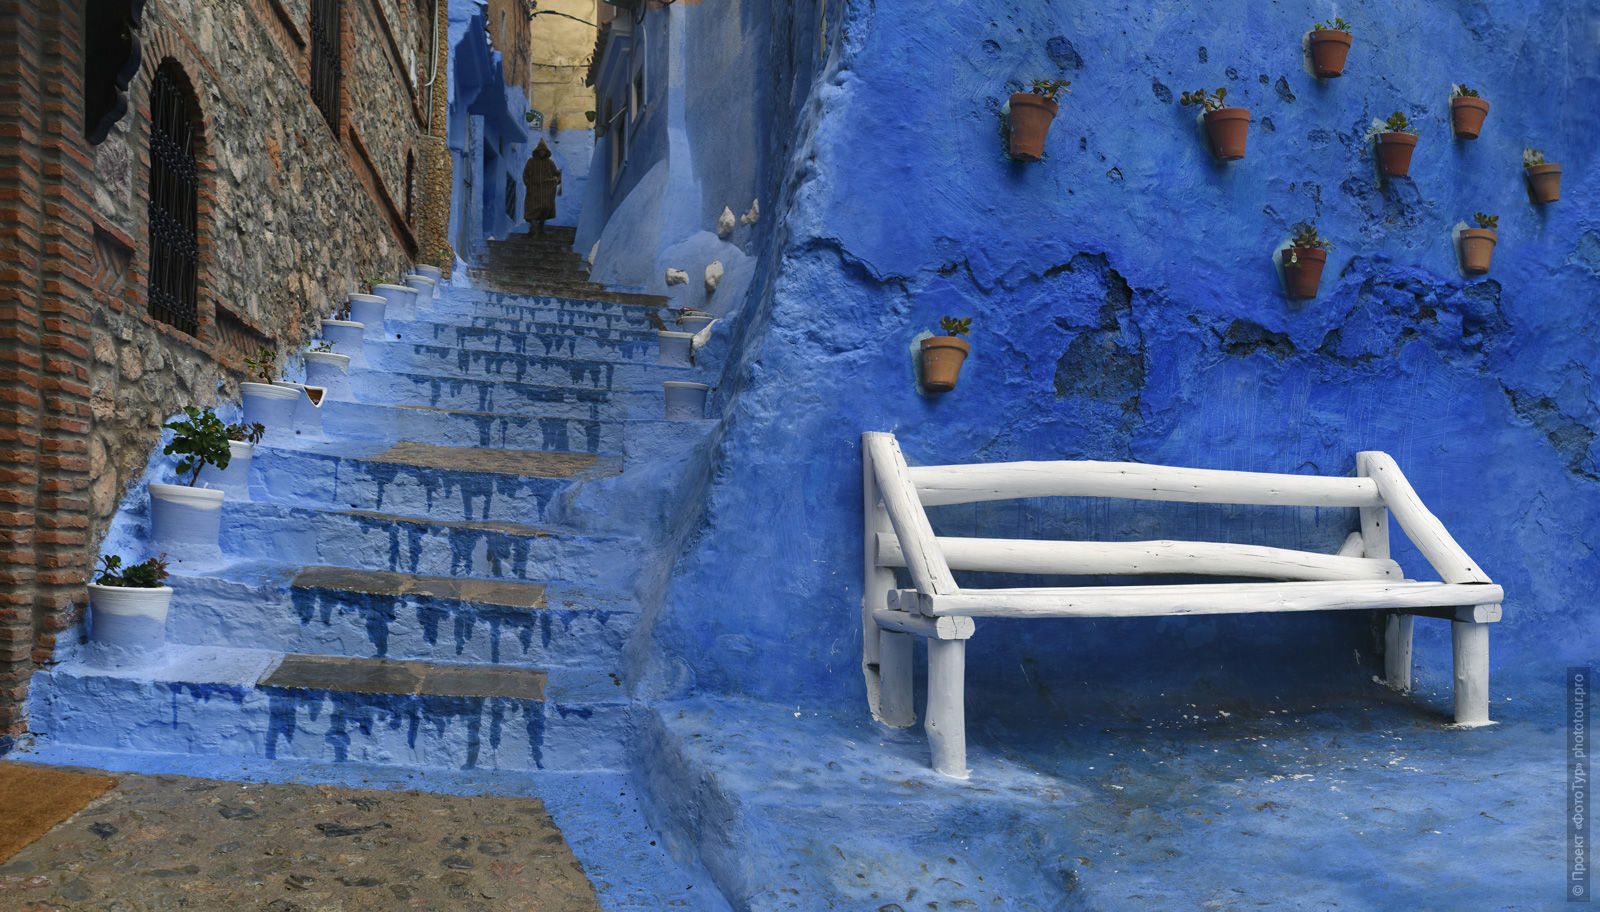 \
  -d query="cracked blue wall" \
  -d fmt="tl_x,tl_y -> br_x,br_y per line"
648,0 -> 1600,717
